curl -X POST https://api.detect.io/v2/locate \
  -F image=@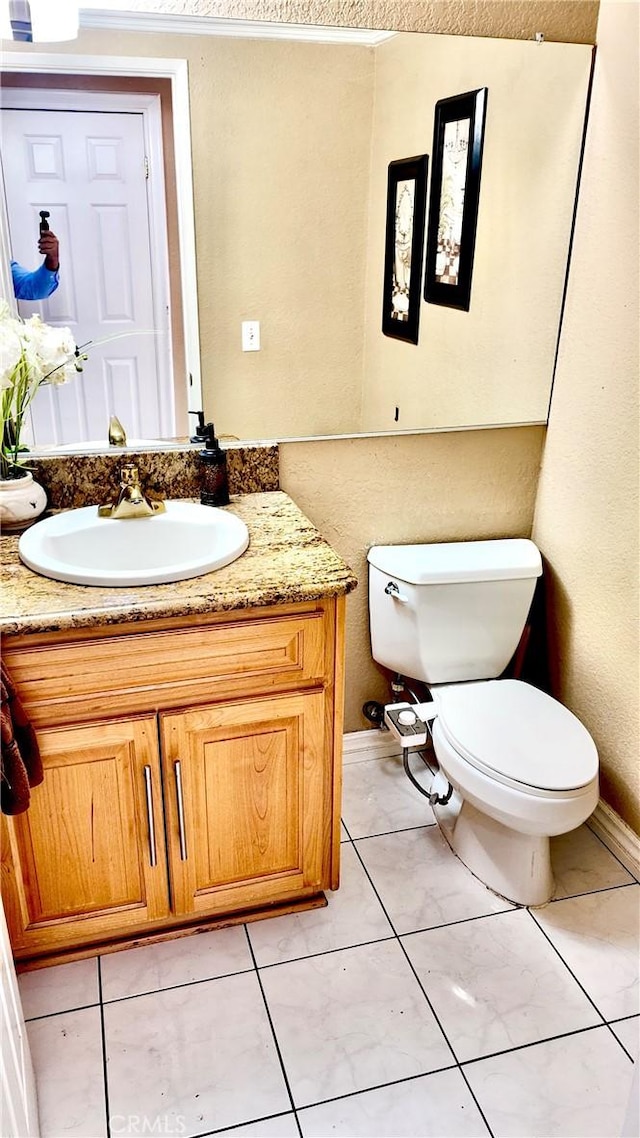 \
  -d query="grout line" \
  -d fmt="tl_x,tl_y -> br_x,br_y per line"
604,1021 -> 637,1063
99,964 -> 255,1006
526,907 -> 612,1027
456,1064 -> 495,1136
586,821 -> 640,882
389,905 -> 516,937
24,957 -> 262,1017
255,932 -> 397,971
461,1020 -> 635,1068
97,956 -> 112,1138
551,880 -> 638,903
188,1109 -> 299,1137
291,1062 -> 459,1116
243,925 -> 303,1138
24,999 -> 100,1023
348,837 -> 496,1138
344,819 -> 438,840
340,817 -> 353,841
